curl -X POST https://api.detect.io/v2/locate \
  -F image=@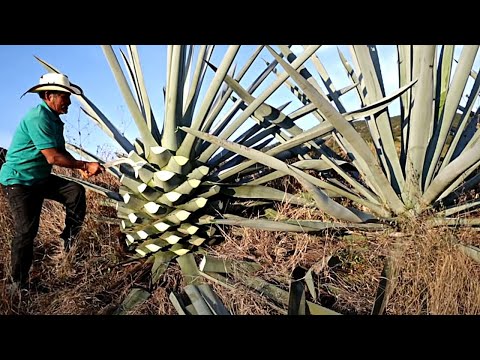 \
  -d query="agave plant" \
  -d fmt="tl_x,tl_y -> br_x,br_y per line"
35,45 -> 480,313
